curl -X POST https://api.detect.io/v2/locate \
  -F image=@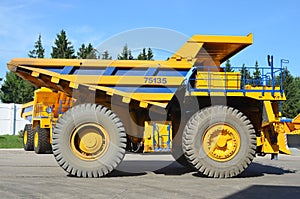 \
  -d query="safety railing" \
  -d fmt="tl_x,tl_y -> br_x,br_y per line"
186,59 -> 287,96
